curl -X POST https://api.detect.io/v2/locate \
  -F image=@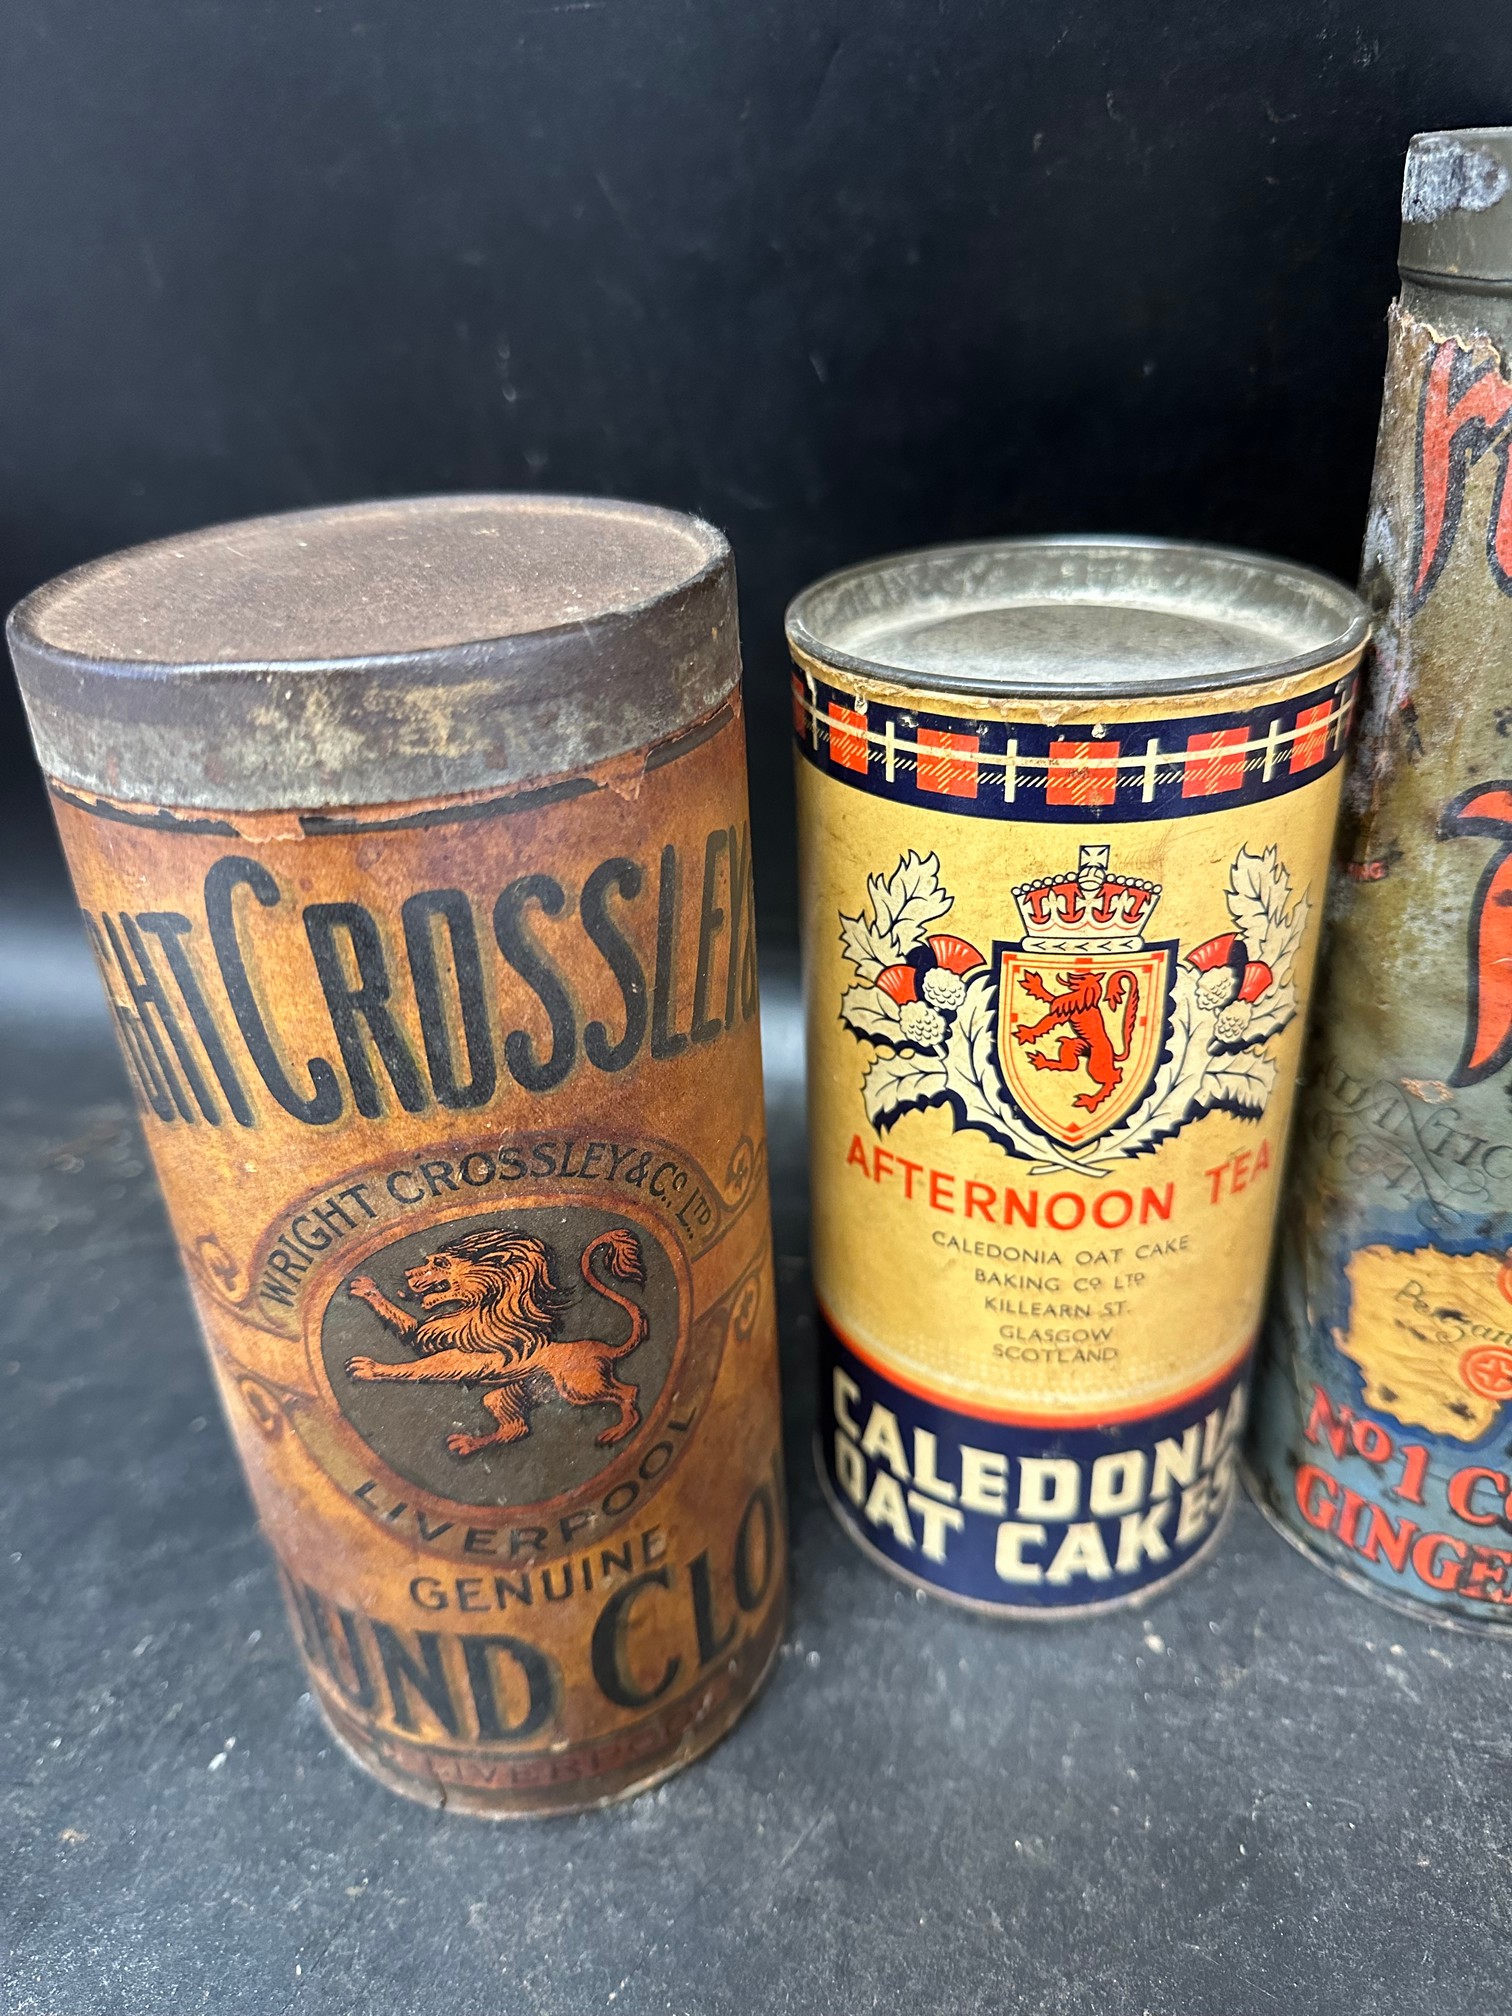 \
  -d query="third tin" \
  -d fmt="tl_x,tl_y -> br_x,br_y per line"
787,538 -> 1368,1615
